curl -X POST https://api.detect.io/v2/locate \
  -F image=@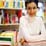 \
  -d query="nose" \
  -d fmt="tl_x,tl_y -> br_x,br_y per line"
31,9 -> 34,13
